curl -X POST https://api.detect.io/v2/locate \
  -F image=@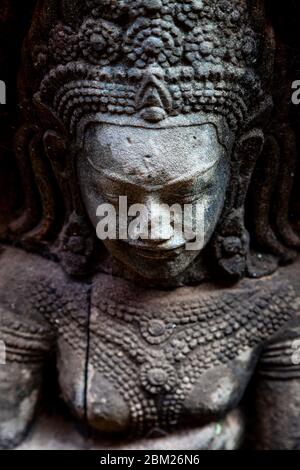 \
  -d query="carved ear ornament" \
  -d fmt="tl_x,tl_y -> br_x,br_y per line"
214,129 -> 265,280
